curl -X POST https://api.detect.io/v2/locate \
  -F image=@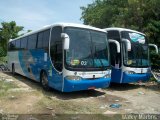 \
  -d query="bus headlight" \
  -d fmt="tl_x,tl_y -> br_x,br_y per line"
125,71 -> 135,74
104,74 -> 111,78
65,75 -> 82,80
